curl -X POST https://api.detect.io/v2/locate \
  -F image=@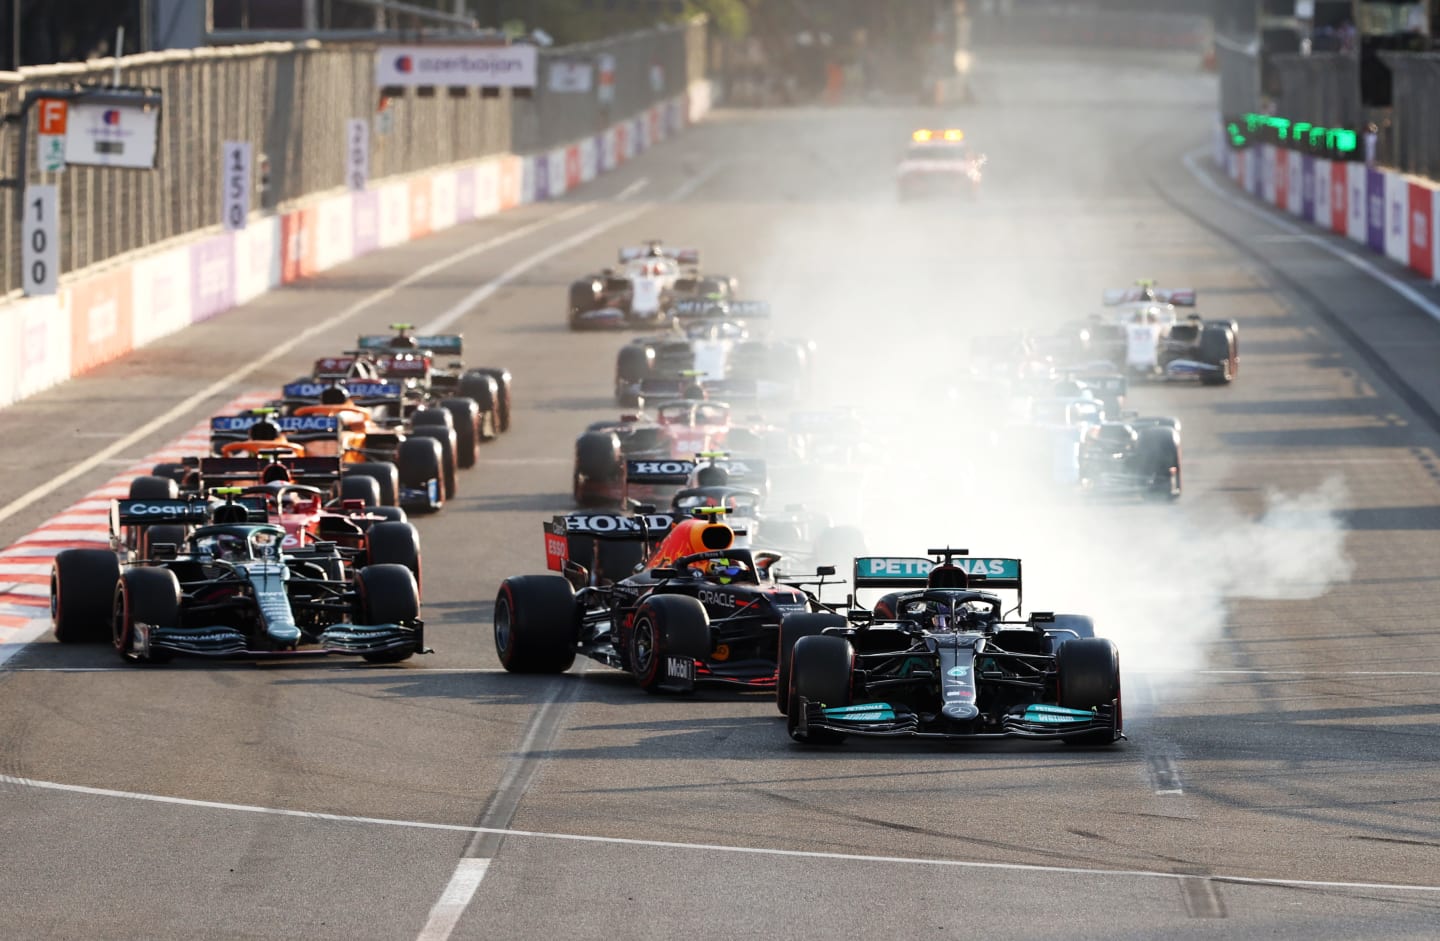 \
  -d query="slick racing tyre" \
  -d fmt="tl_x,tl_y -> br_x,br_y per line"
128,475 -> 179,500
1056,638 -> 1121,746
1047,614 -> 1096,642
339,474 -> 382,507
493,575 -> 579,673
470,369 -> 513,433
1198,324 -> 1236,386
573,432 -> 623,507
366,521 -> 422,591
787,635 -> 854,744
355,564 -> 421,663
628,595 -> 710,695
113,567 -> 180,664
150,462 -> 193,487
777,613 -> 847,714
140,525 -> 188,560
346,462 -> 400,507
440,397 -> 481,468
51,549 -> 121,644
410,425 -> 459,500
459,371 -> 504,438
397,438 -> 445,510
1137,427 -> 1181,502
